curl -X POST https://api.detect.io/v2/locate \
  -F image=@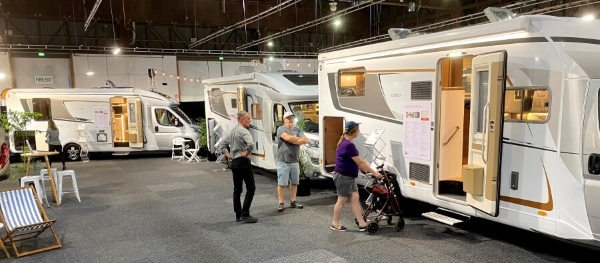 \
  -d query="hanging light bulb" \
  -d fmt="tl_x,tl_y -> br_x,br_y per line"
297,62 -> 300,67
154,70 -> 158,74
177,76 -> 180,80
308,63 -> 311,68
184,77 -> 186,81
196,79 -> 199,83
162,72 -> 165,76
170,74 -> 173,78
